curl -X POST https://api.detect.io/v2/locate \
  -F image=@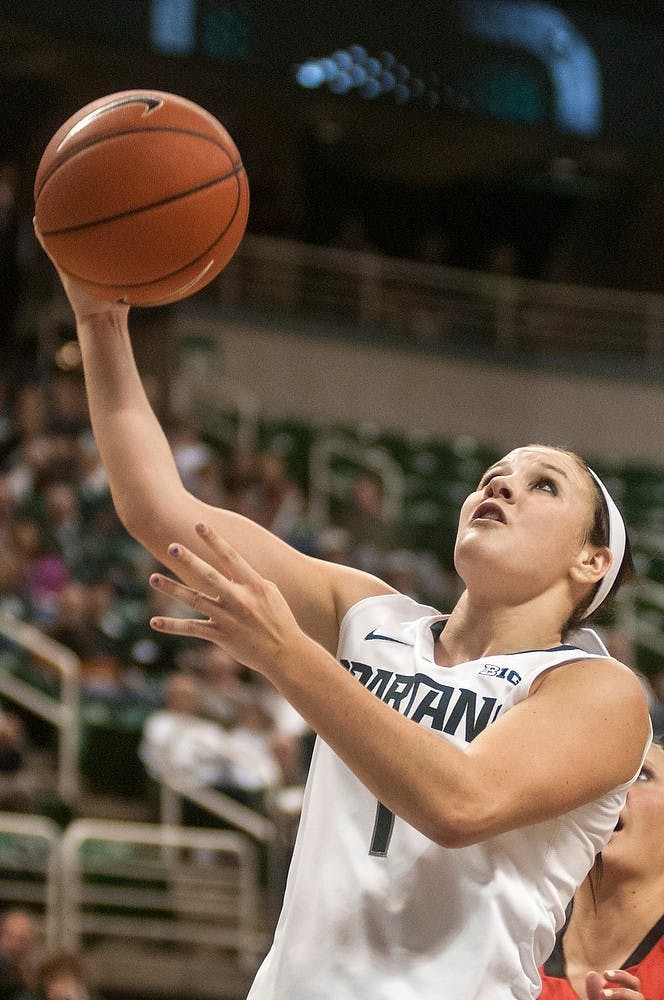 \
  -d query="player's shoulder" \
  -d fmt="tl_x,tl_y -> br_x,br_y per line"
536,653 -> 651,715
